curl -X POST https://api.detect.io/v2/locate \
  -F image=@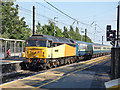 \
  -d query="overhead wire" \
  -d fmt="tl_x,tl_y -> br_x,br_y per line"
17,2 -> 95,41
43,0 -> 91,27
18,5 -> 77,29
